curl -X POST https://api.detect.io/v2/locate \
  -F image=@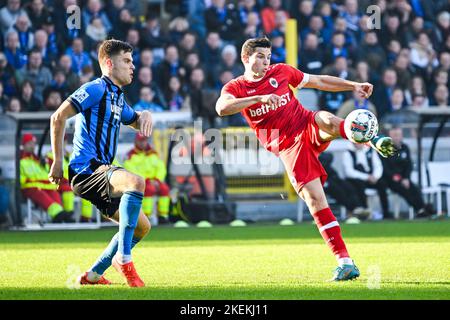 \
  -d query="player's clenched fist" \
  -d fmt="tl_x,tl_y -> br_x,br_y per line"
48,162 -> 63,185
354,82 -> 373,99
259,94 -> 282,107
